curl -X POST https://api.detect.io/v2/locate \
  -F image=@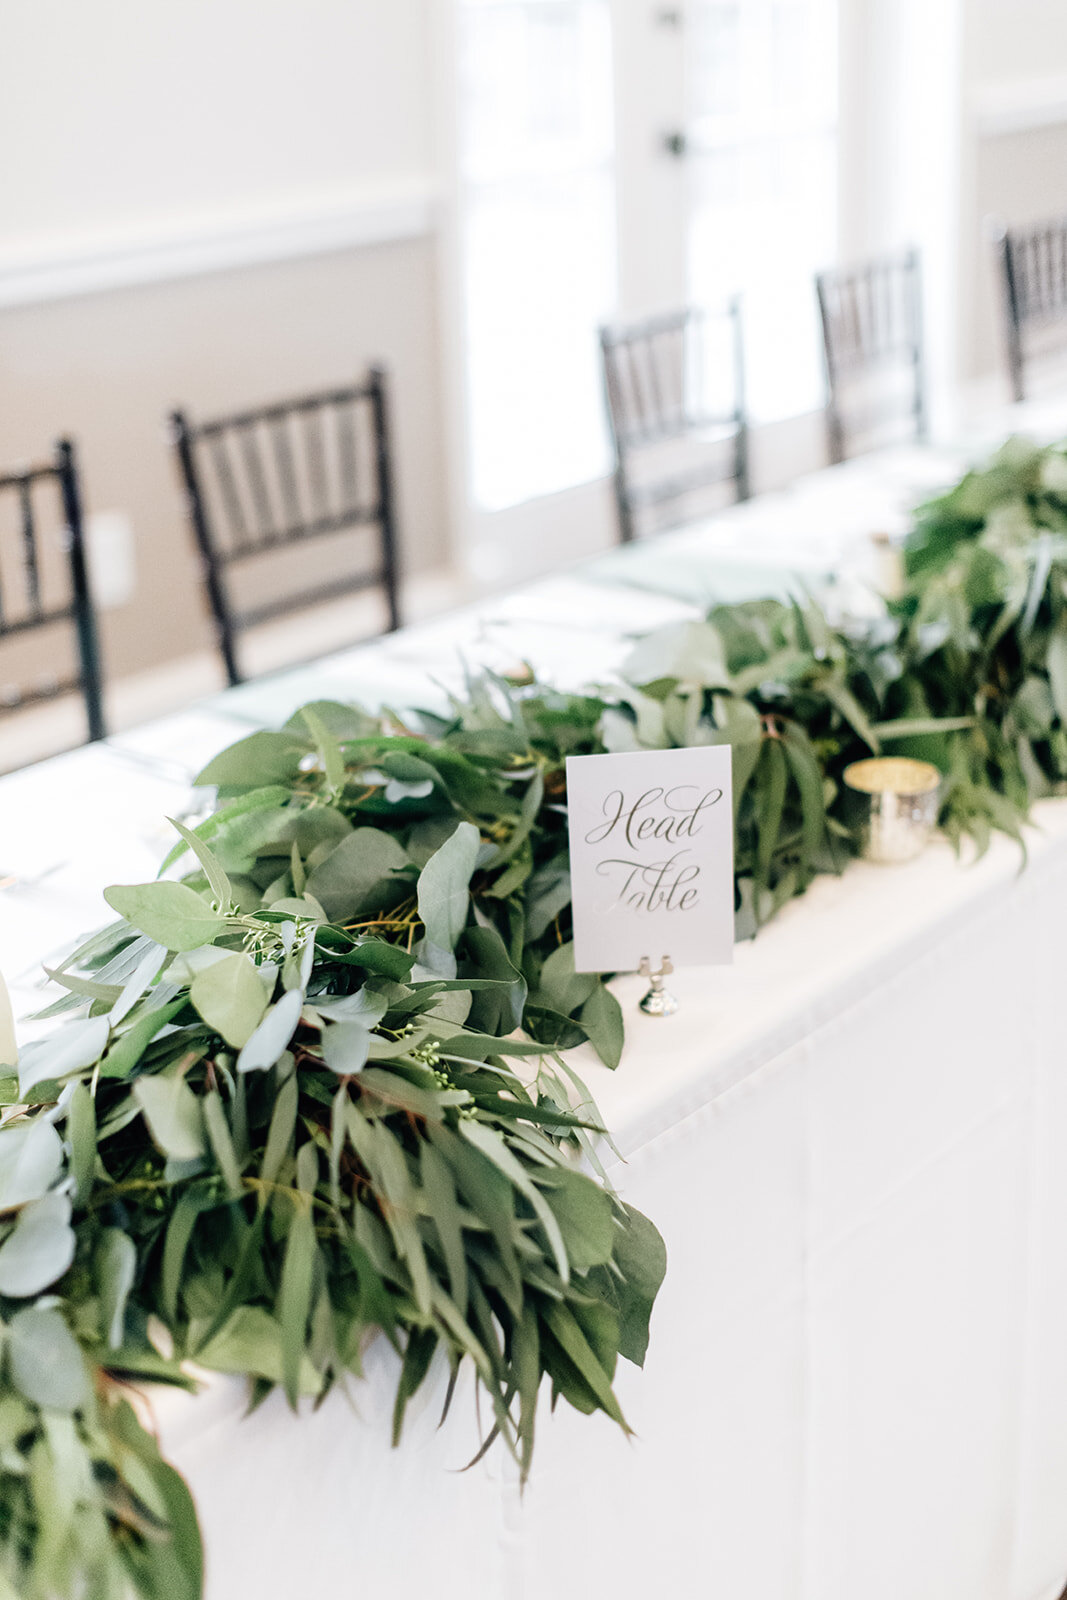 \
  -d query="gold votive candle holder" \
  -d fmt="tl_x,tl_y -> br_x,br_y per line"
843,756 -> 941,864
